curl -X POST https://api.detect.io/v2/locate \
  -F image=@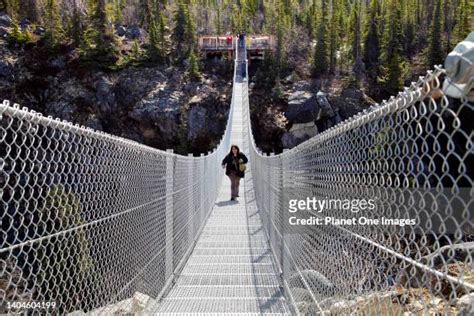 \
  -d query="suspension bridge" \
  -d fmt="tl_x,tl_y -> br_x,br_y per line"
1,39 -> 473,315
